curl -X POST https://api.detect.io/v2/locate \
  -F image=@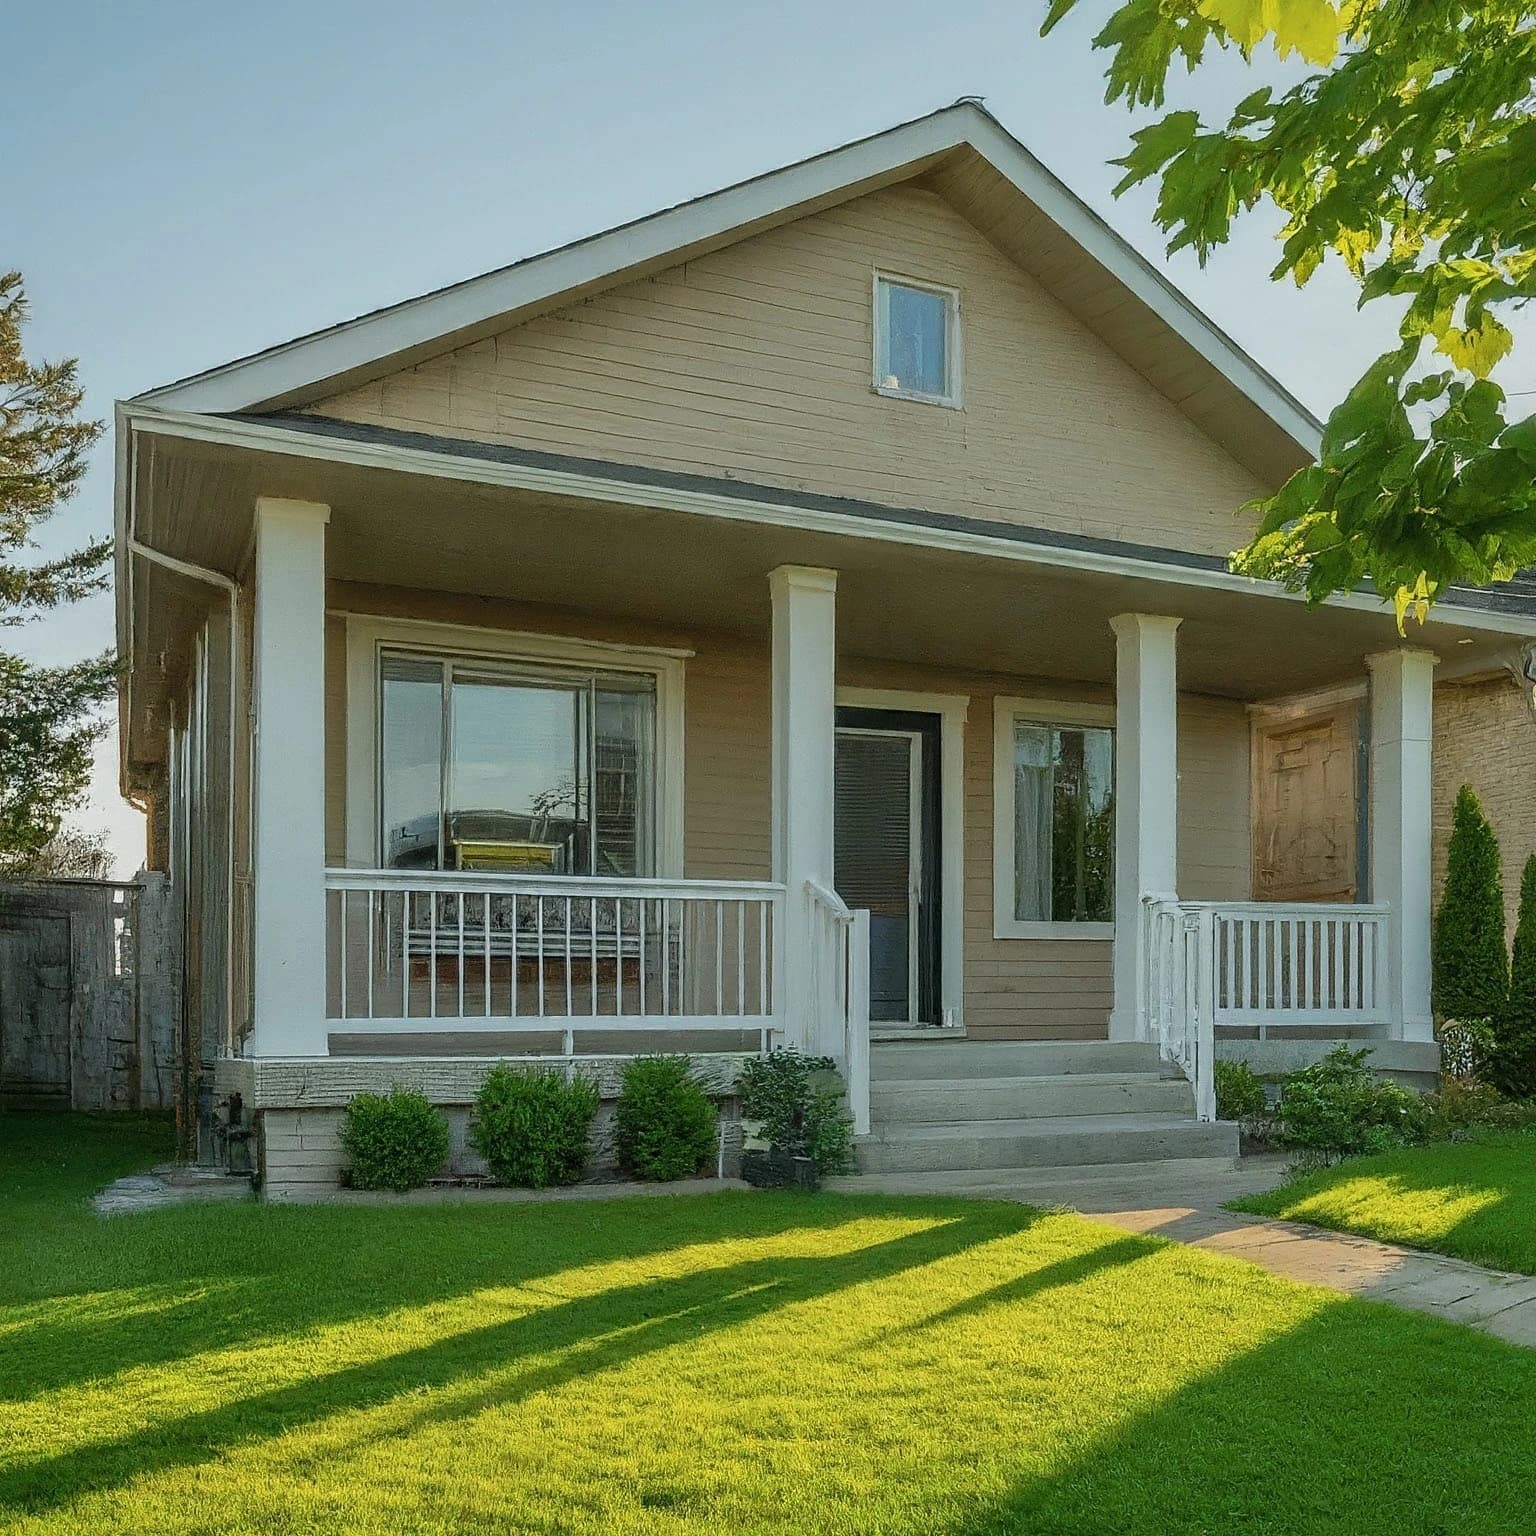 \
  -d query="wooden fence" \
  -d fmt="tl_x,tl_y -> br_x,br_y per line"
0,874 -> 182,1112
